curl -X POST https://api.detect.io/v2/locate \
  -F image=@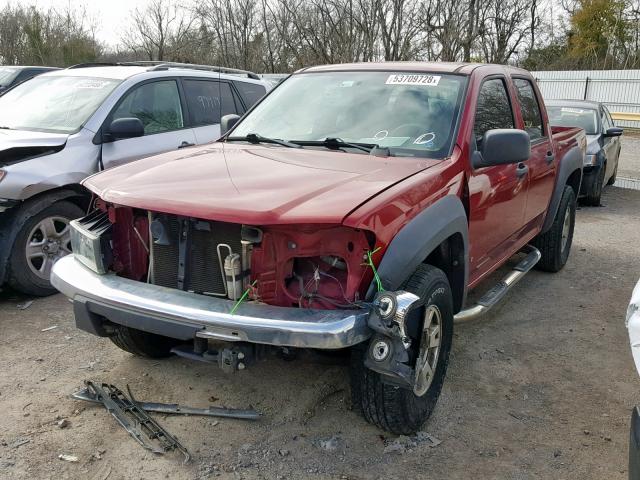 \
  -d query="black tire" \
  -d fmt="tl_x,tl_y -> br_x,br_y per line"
8,200 -> 84,296
532,185 -> 576,273
109,325 -> 181,358
583,165 -> 605,206
350,264 -> 453,434
607,160 -> 618,186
